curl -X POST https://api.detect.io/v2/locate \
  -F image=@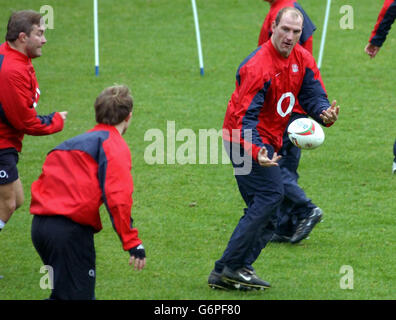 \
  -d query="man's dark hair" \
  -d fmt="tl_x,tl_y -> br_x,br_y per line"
6,10 -> 43,42
95,85 -> 133,125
